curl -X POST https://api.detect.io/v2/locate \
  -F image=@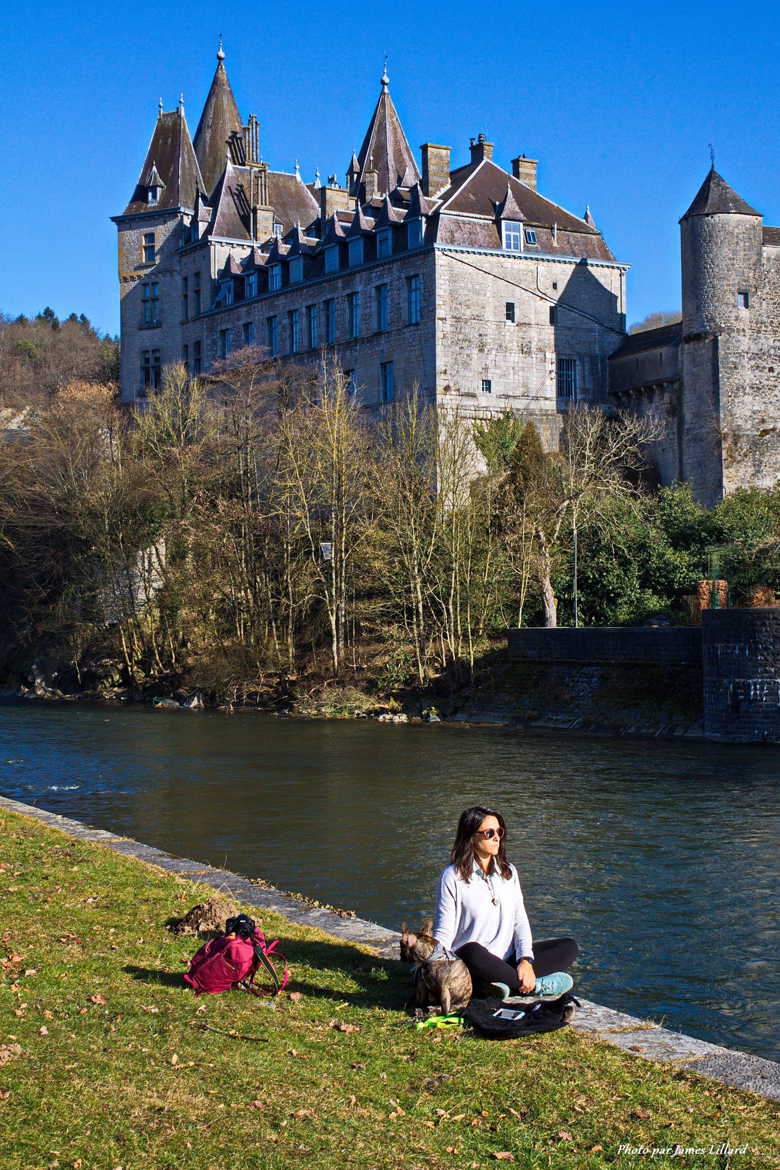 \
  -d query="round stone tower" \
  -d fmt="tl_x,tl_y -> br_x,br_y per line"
679,168 -> 763,506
